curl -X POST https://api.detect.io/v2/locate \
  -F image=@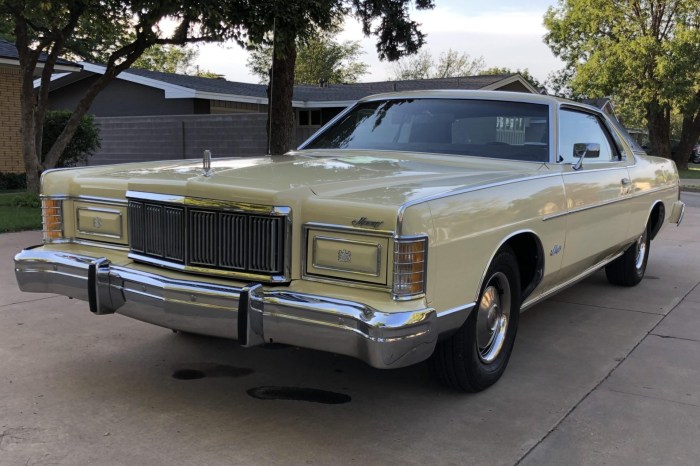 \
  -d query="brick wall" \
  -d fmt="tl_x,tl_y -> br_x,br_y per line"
90,113 -> 270,165
0,65 -> 24,173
